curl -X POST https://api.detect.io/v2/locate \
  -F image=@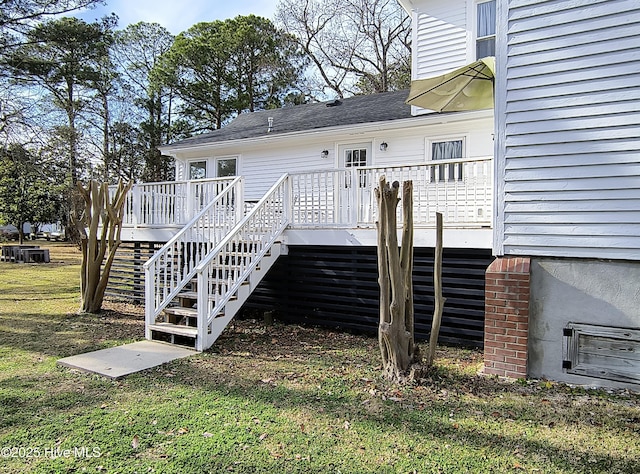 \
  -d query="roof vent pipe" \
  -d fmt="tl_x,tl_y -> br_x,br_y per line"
268,117 -> 274,132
